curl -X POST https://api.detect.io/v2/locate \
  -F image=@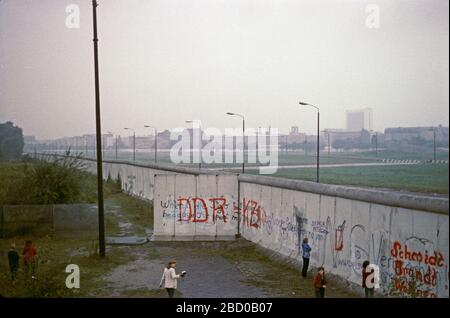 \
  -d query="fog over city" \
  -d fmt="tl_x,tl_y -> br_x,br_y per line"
0,0 -> 448,139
